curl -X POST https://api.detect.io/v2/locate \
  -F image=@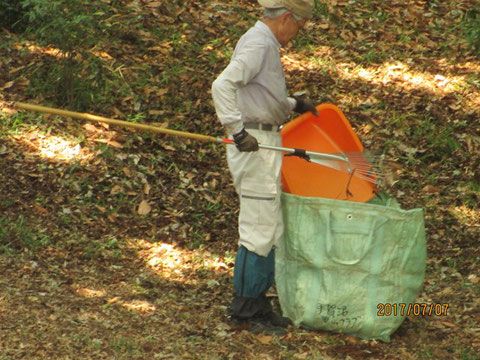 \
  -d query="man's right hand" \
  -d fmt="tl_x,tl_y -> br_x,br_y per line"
293,97 -> 319,116
233,128 -> 259,152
